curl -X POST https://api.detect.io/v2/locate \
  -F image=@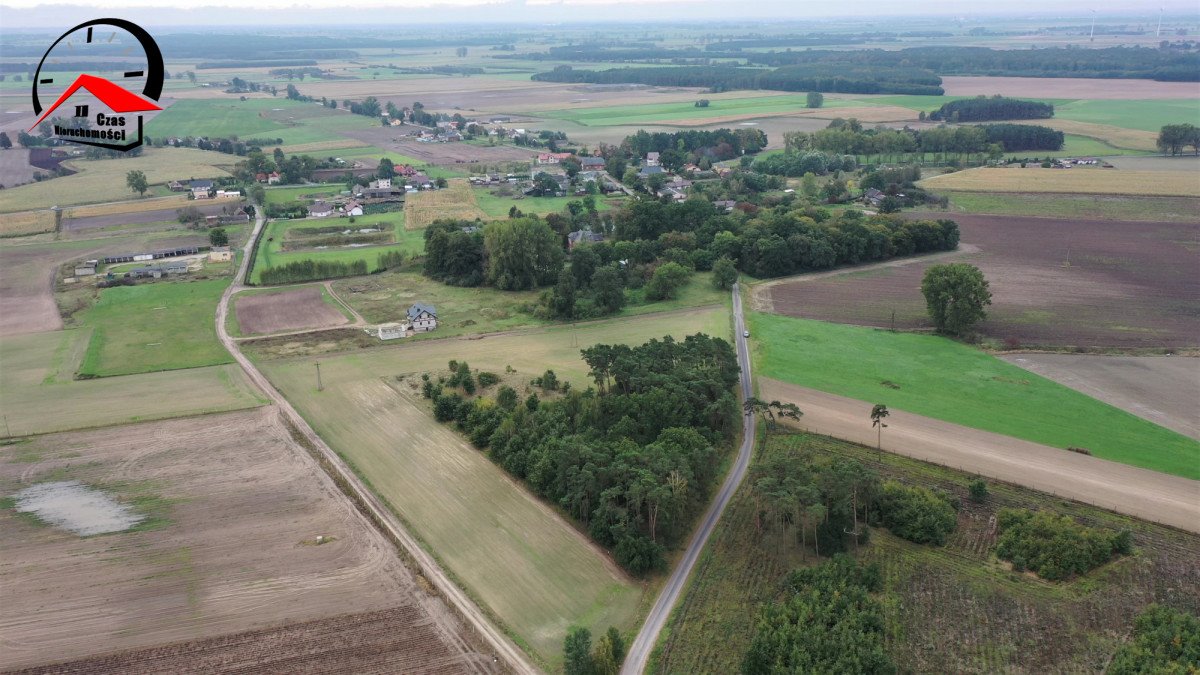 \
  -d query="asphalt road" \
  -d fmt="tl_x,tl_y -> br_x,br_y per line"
216,208 -> 537,675
621,283 -> 757,675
